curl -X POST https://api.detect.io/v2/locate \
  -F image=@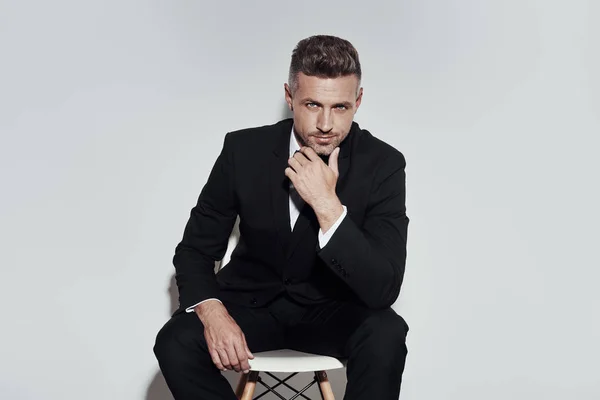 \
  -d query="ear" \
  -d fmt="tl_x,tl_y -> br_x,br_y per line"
284,83 -> 293,111
354,87 -> 363,112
